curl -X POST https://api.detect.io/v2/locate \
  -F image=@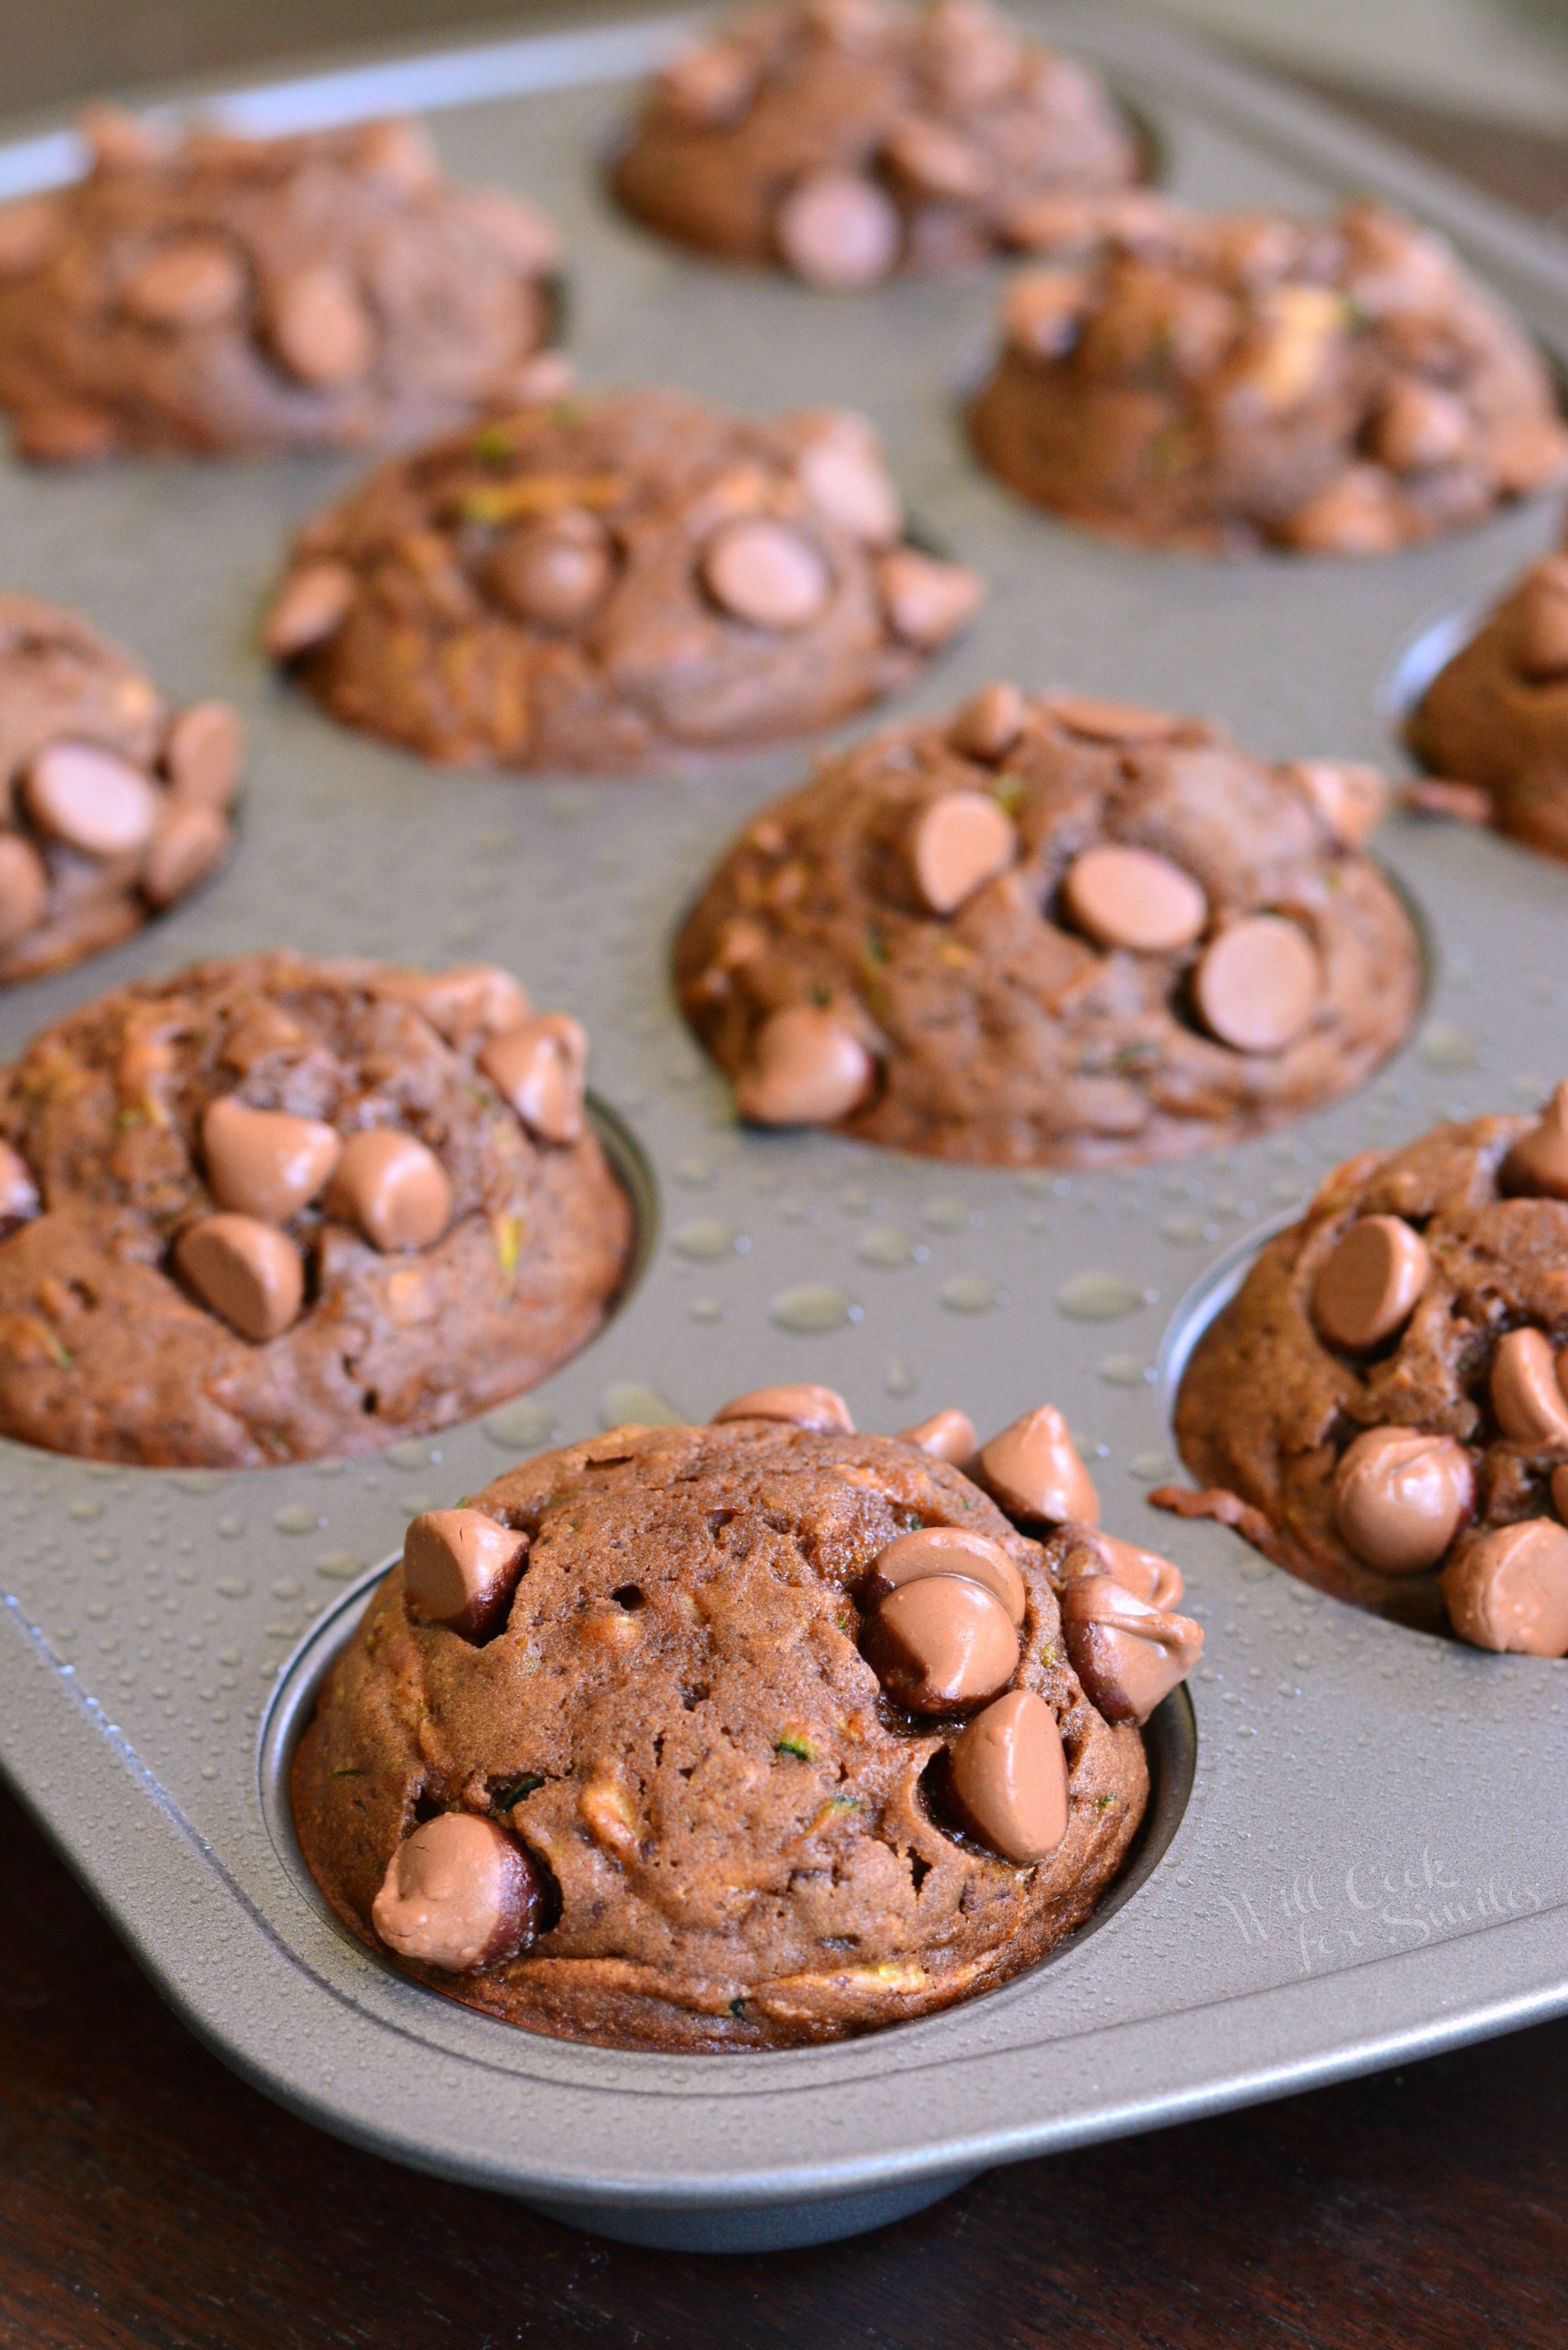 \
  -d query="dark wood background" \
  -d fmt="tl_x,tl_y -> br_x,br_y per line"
2,22 -> 1567,2346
